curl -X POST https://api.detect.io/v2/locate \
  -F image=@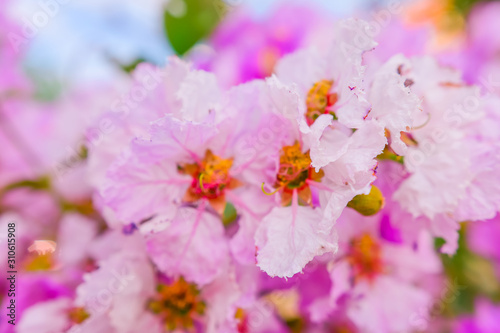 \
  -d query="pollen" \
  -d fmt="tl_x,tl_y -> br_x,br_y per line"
179,150 -> 241,215
305,79 -> 338,125
347,233 -> 384,282
235,308 -> 249,333
23,252 -> 55,272
265,141 -> 323,206
68,307 -> 90,324
276,142 -> 312,189
148,278 -> 205,331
